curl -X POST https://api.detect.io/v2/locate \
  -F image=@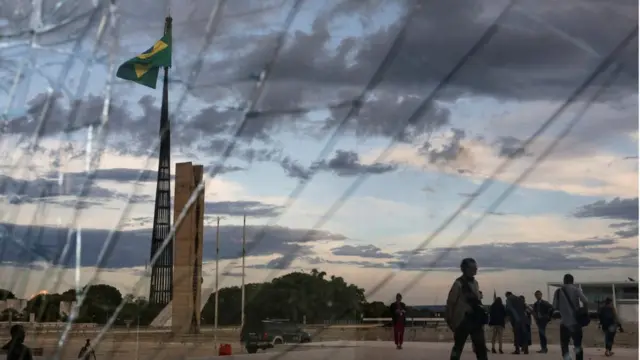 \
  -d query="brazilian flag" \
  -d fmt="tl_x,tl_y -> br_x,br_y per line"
116,32 -> 172,89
